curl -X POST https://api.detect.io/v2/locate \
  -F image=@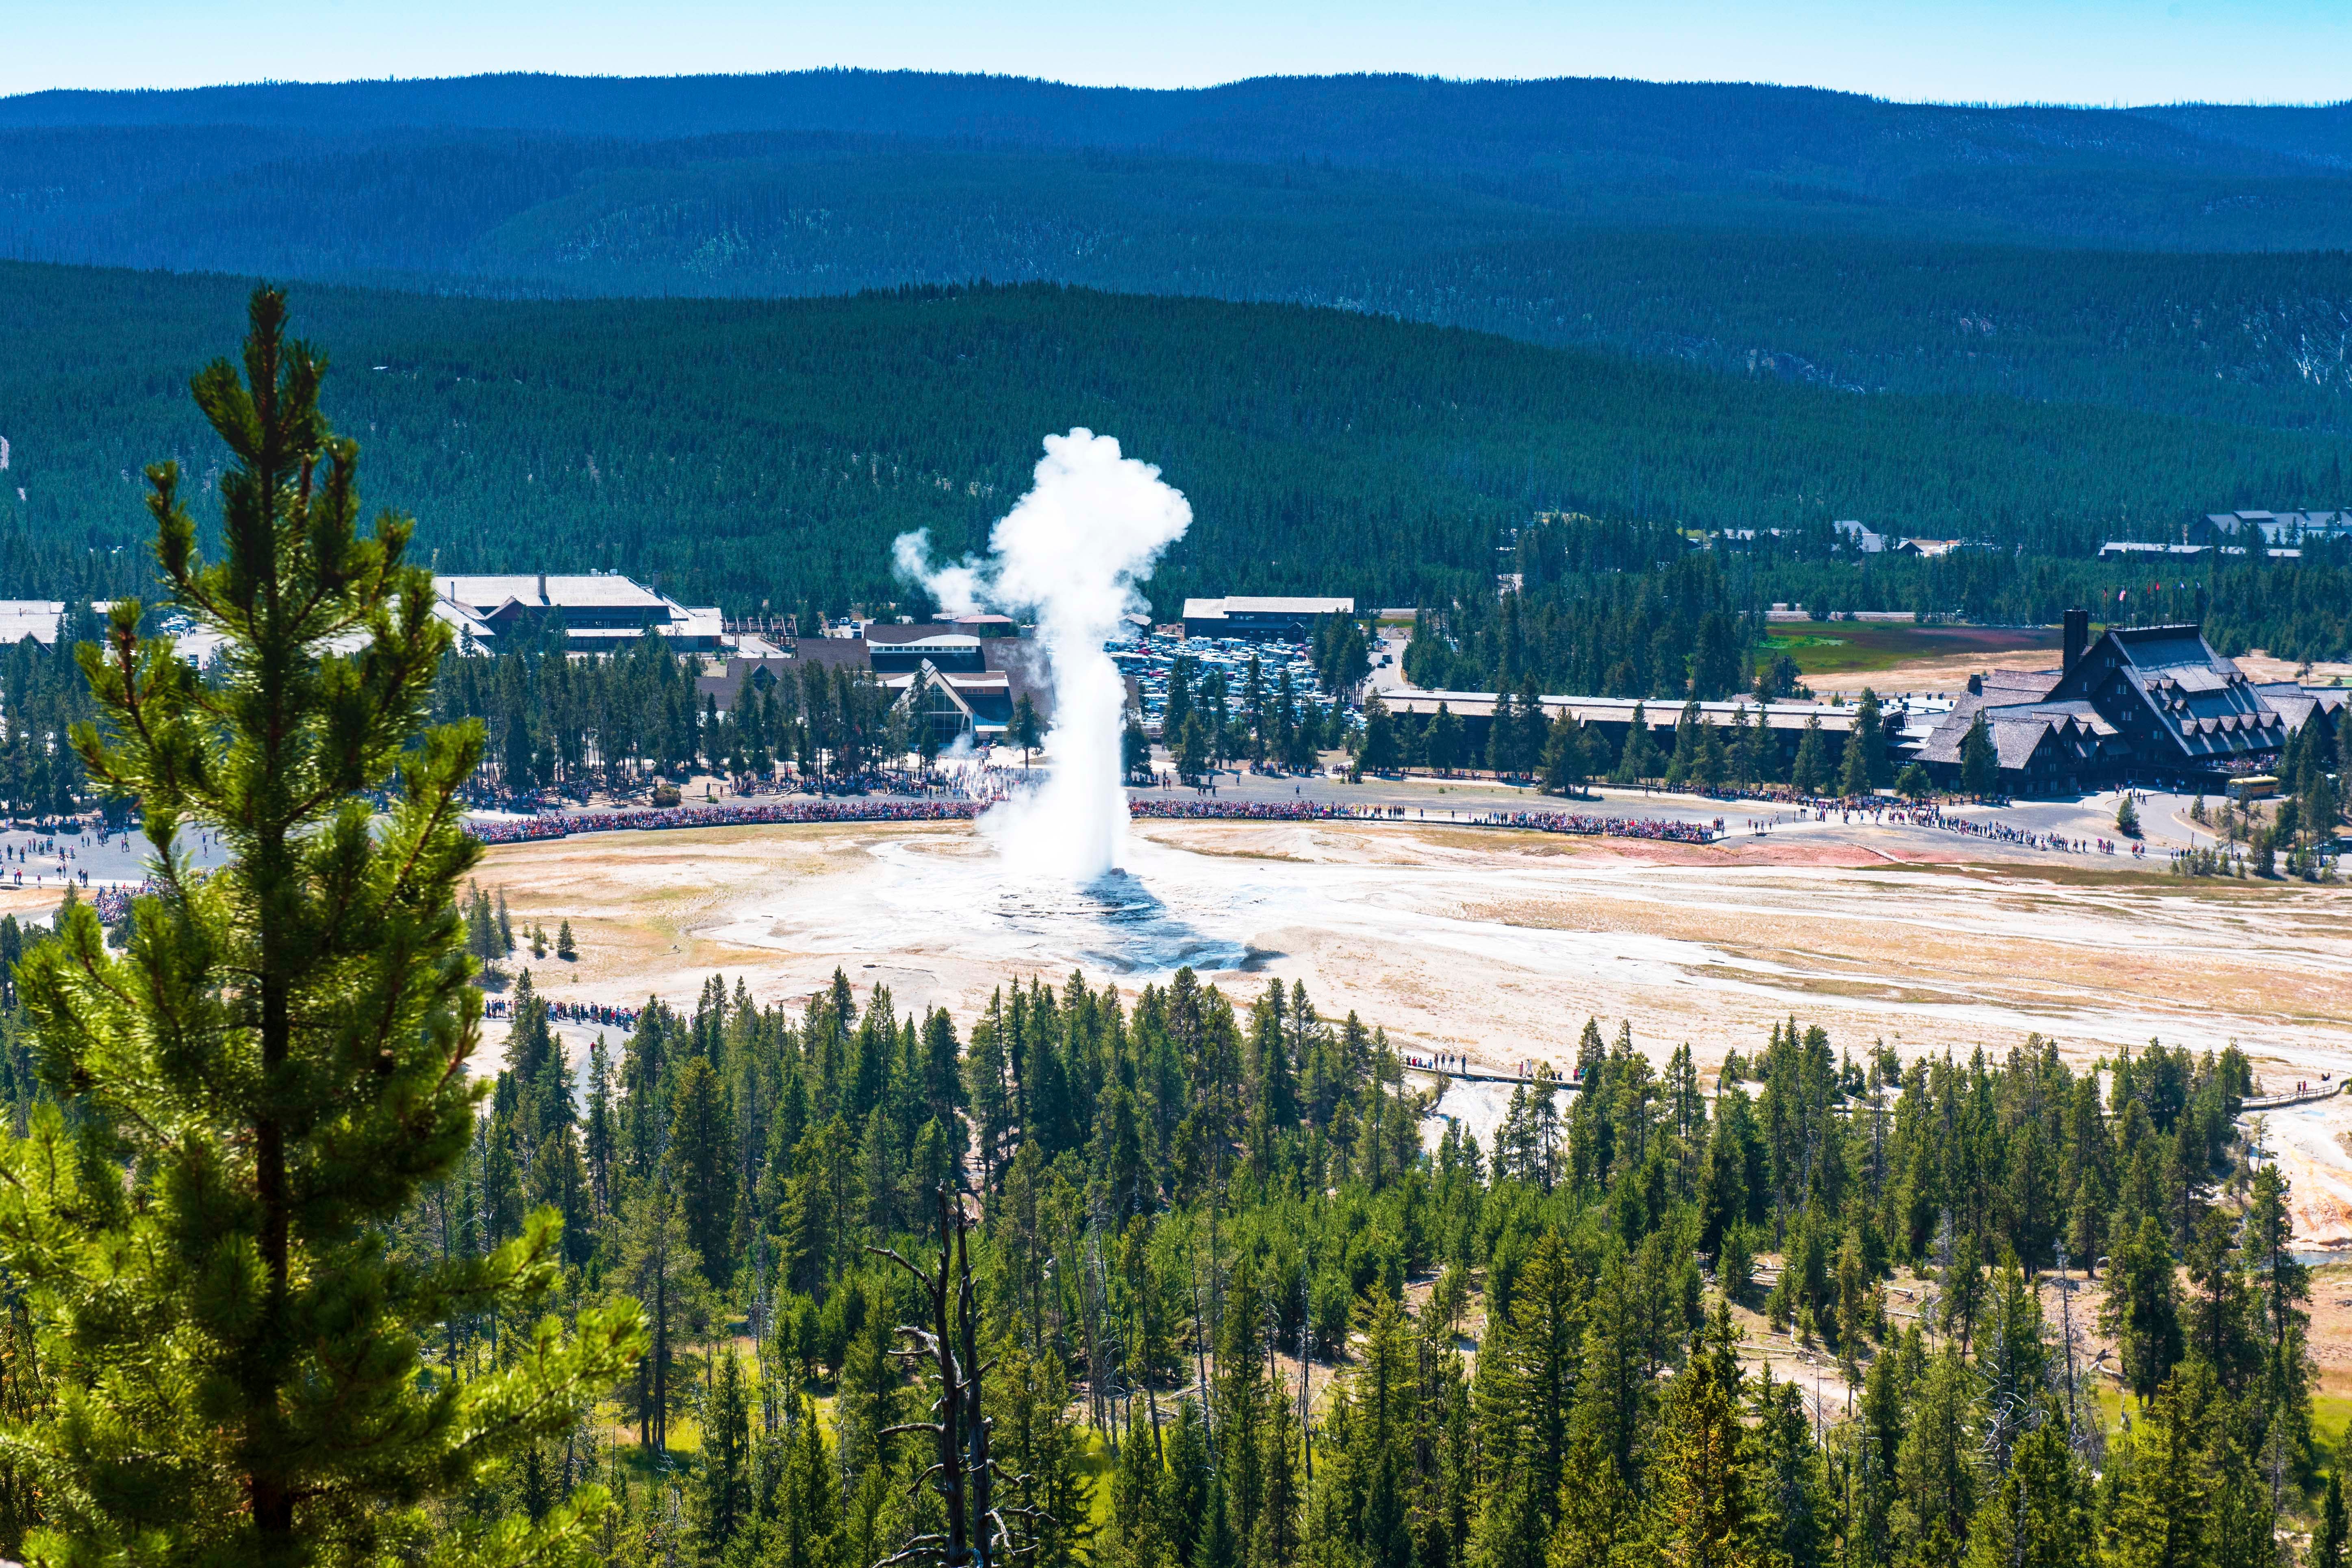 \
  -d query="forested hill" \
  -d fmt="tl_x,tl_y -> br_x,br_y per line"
5,72 -> 2348,192
9,137 -> 2352,437
4,263 -> 2346,617
7,72 -> 2350,252
7,74 -> 2352,441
